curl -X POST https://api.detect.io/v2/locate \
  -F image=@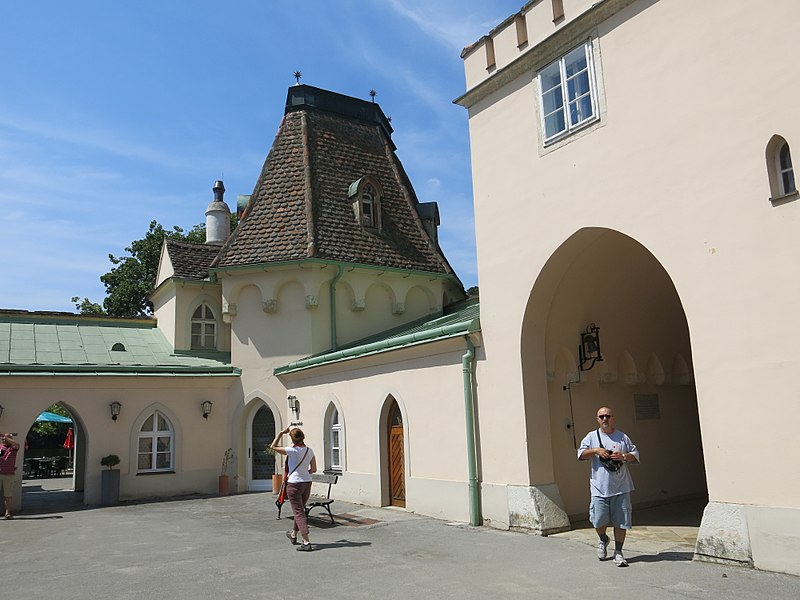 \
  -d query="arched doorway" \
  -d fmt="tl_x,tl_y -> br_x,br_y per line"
22,403 -> 85,513
247,404 -> 277,491
387,400 -> 406,508
521,228 -> 707,525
